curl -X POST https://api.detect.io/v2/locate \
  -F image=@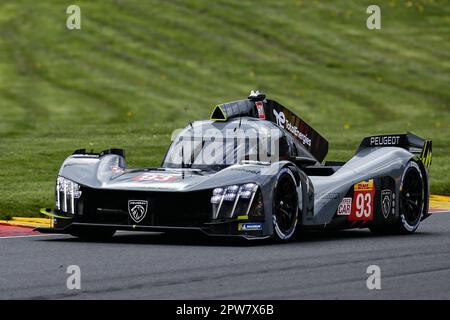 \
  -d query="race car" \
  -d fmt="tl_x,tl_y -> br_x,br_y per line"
37,91 -> 433,242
